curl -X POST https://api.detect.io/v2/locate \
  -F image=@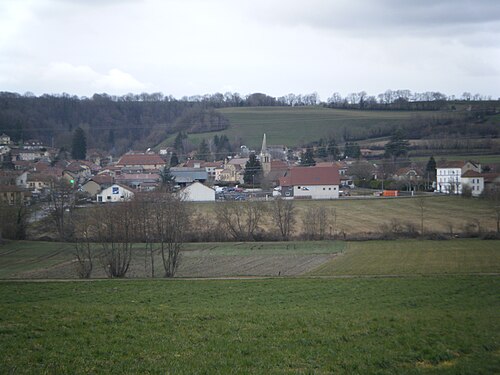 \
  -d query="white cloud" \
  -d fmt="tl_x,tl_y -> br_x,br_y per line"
40,63 -> 146,94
